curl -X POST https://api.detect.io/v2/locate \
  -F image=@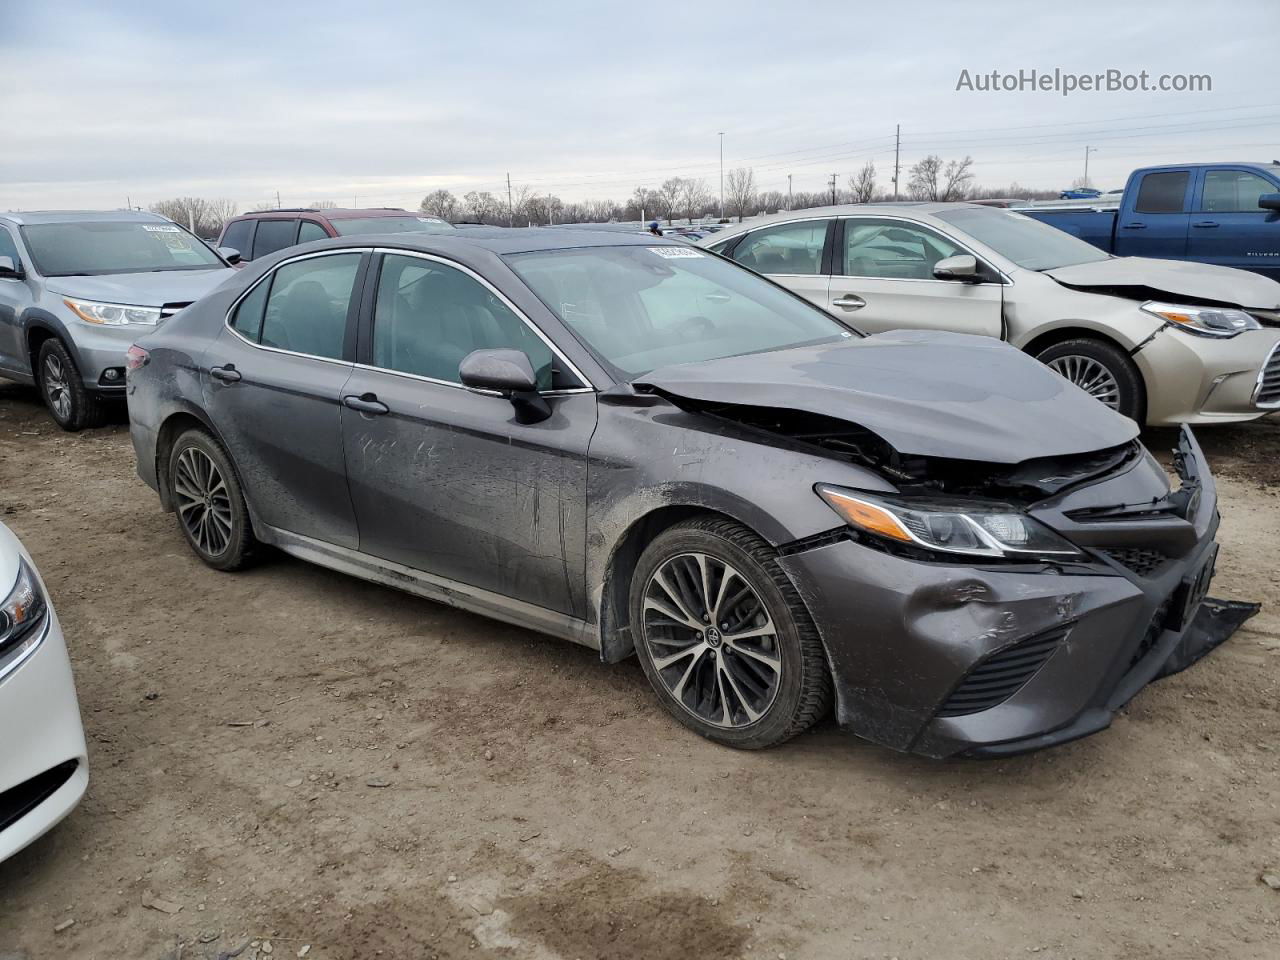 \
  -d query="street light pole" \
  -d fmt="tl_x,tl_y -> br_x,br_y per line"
787,174 -> 792,210
718,132 -> 725,219
1084,146 -> 1098,186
